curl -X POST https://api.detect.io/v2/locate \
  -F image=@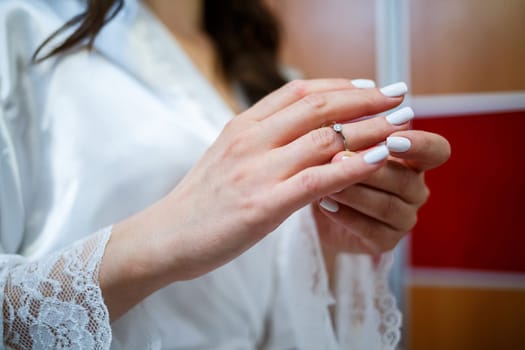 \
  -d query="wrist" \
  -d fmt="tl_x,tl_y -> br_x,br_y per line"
99,197 -> 181,319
